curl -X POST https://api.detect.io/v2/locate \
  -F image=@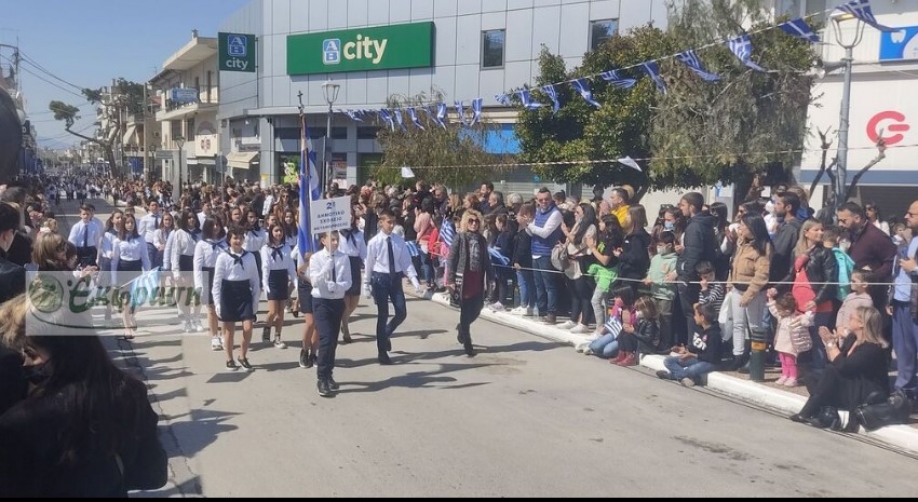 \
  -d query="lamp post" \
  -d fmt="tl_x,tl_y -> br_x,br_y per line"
830,11 -> 865,210
321,80 -> 340,197
175,135 -> 186,195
